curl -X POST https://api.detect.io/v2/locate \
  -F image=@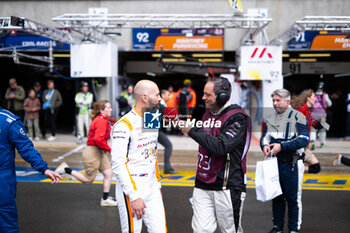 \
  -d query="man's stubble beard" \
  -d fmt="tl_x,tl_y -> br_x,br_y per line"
146,100 -> 160,112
